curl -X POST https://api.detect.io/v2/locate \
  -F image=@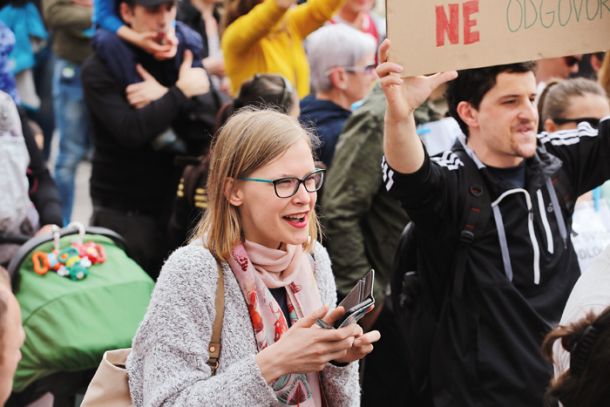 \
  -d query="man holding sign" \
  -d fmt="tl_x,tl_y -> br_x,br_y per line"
378,38 -> 610,406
